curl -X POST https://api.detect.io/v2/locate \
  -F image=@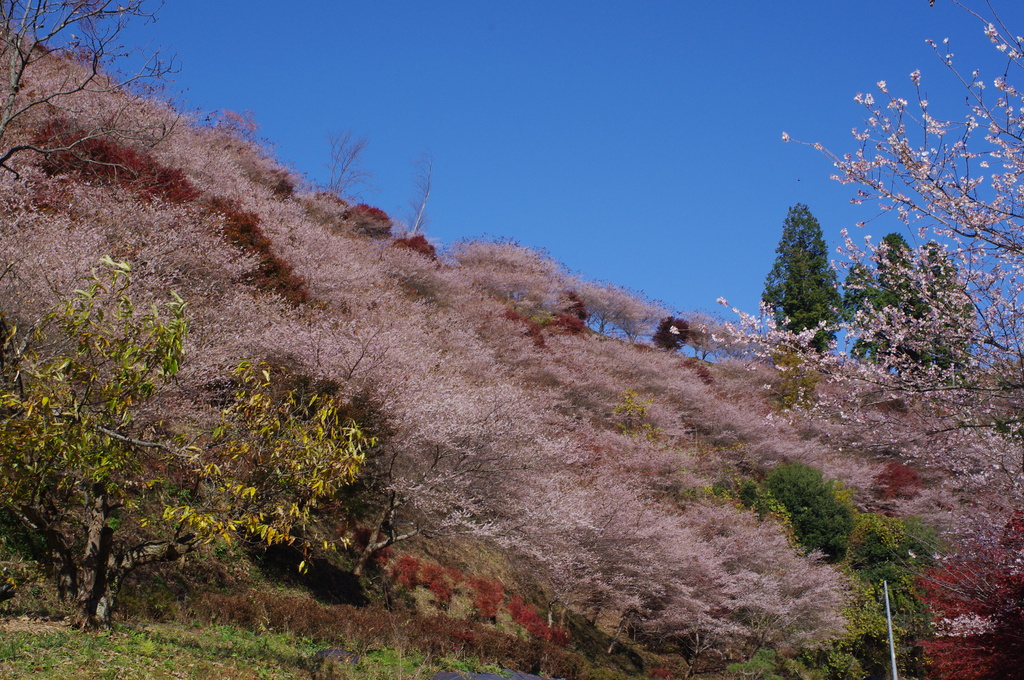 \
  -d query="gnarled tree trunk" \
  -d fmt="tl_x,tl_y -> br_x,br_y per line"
71,531 -> 197,629
11,491 -> 196,629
